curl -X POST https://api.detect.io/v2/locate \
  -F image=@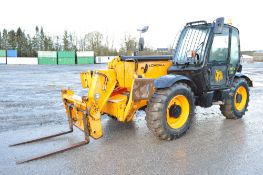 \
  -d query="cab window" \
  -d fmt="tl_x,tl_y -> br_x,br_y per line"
230,28 -> 240,67
209,27 -> 229,62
